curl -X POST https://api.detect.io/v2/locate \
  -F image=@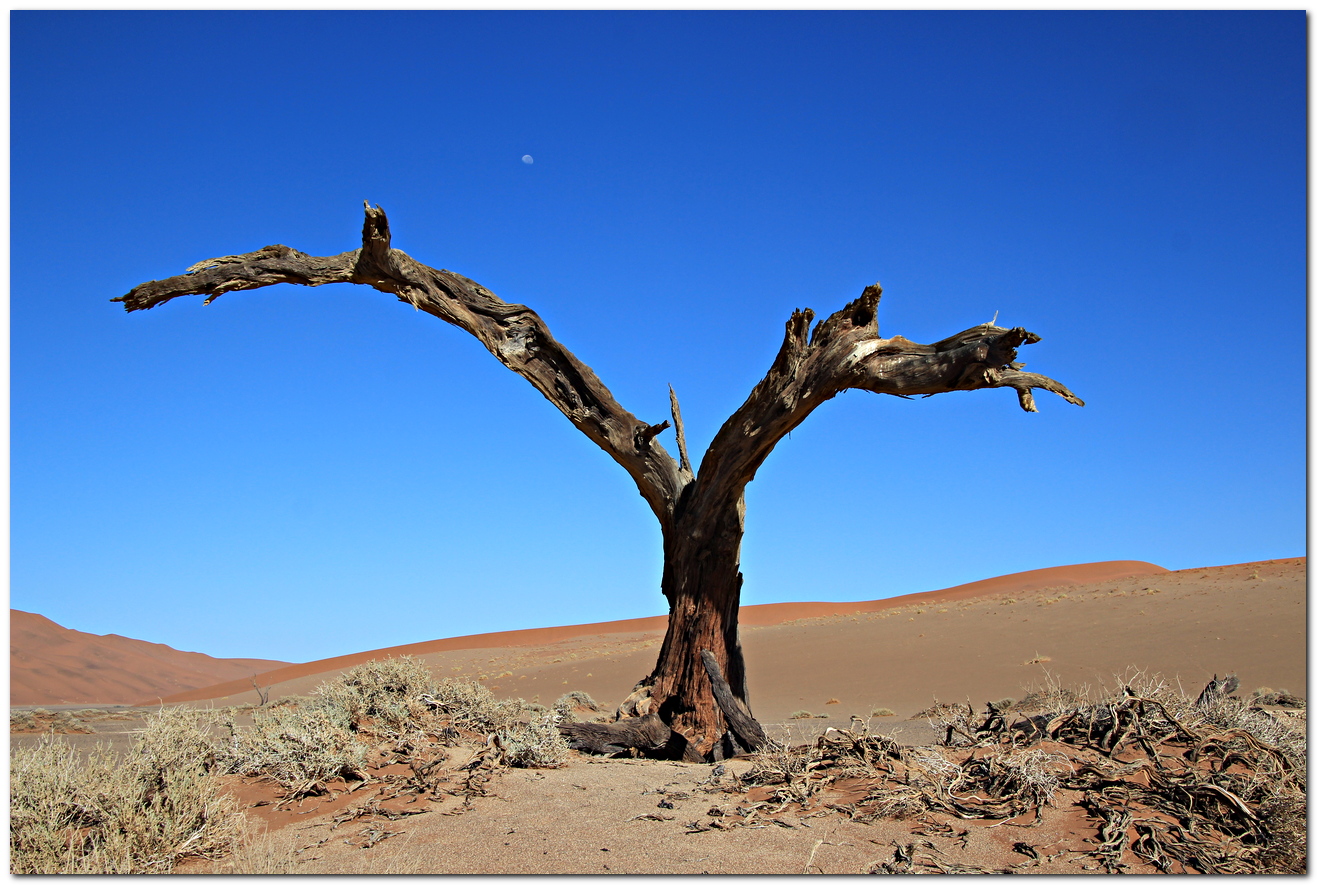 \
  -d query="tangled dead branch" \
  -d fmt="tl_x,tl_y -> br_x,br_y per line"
718,672 -> 1306,874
